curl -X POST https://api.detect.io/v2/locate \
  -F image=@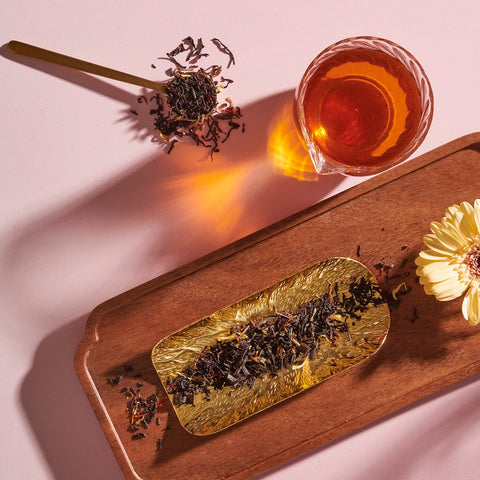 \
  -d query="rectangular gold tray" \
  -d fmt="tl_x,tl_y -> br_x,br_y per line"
151,257 -> 390,435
